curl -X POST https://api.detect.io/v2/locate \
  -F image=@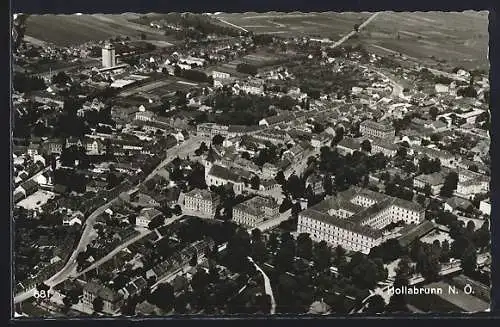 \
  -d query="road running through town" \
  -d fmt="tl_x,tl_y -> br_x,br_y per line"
14,135 -> 204,304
